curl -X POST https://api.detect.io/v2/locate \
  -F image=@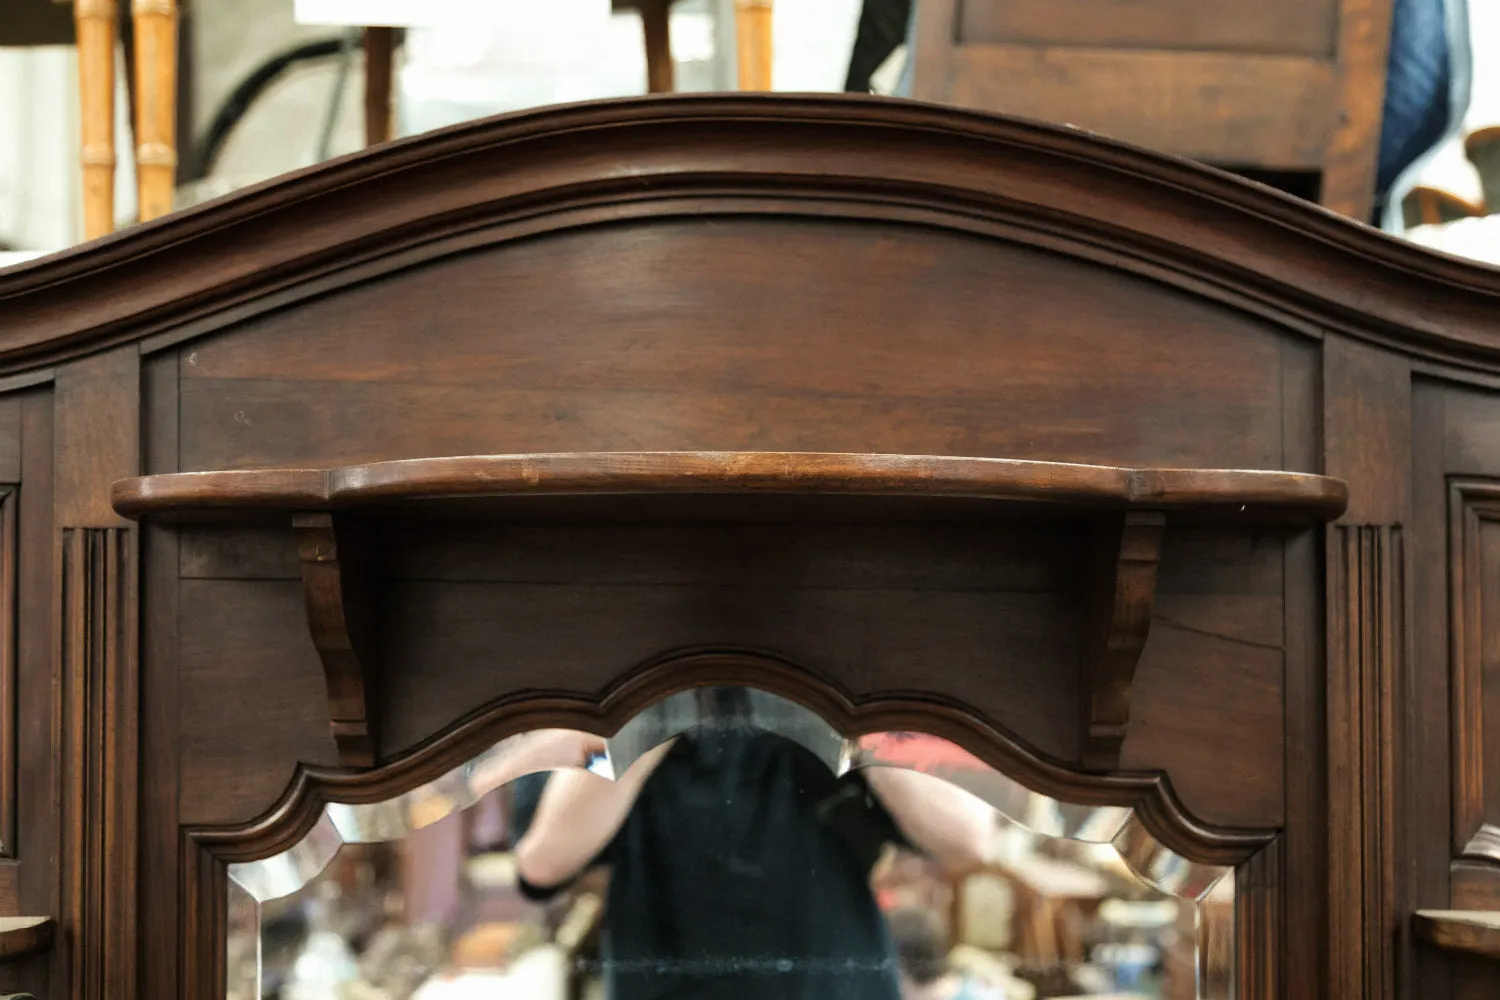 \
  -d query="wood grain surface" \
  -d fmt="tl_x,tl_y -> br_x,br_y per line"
111,451 -> 1349,519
